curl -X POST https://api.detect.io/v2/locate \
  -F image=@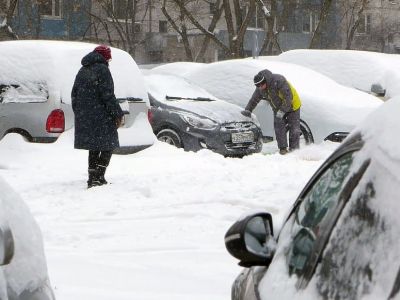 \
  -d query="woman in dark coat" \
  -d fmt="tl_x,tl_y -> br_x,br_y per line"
71,45 -> 123,188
